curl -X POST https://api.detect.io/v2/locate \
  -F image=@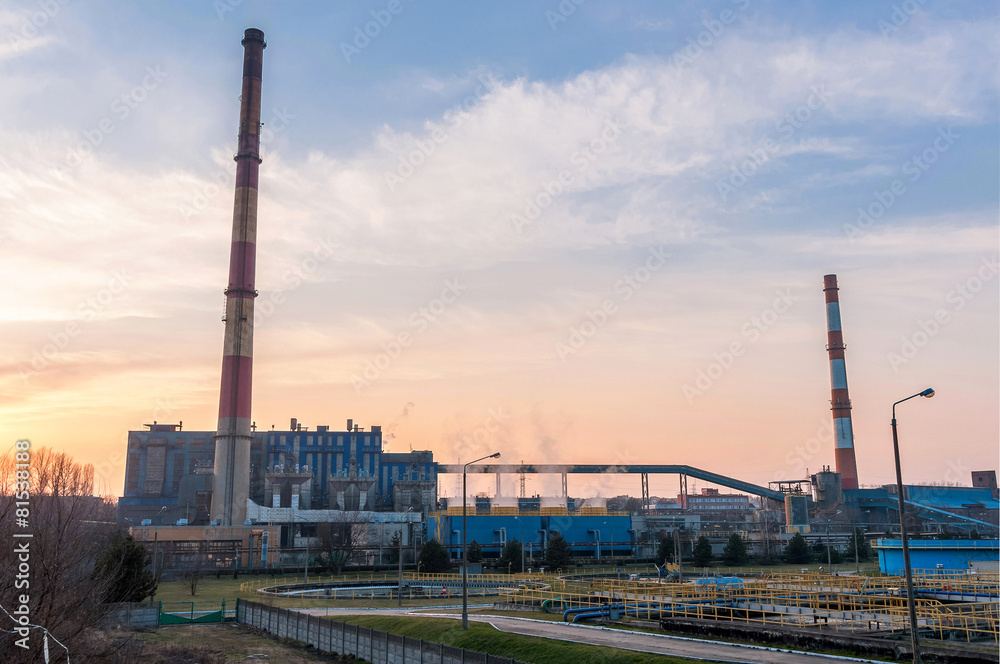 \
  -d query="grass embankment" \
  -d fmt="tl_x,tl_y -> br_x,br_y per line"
134,622 -> 347,662
332,615 -> 717,664
153,572 -> 476,612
